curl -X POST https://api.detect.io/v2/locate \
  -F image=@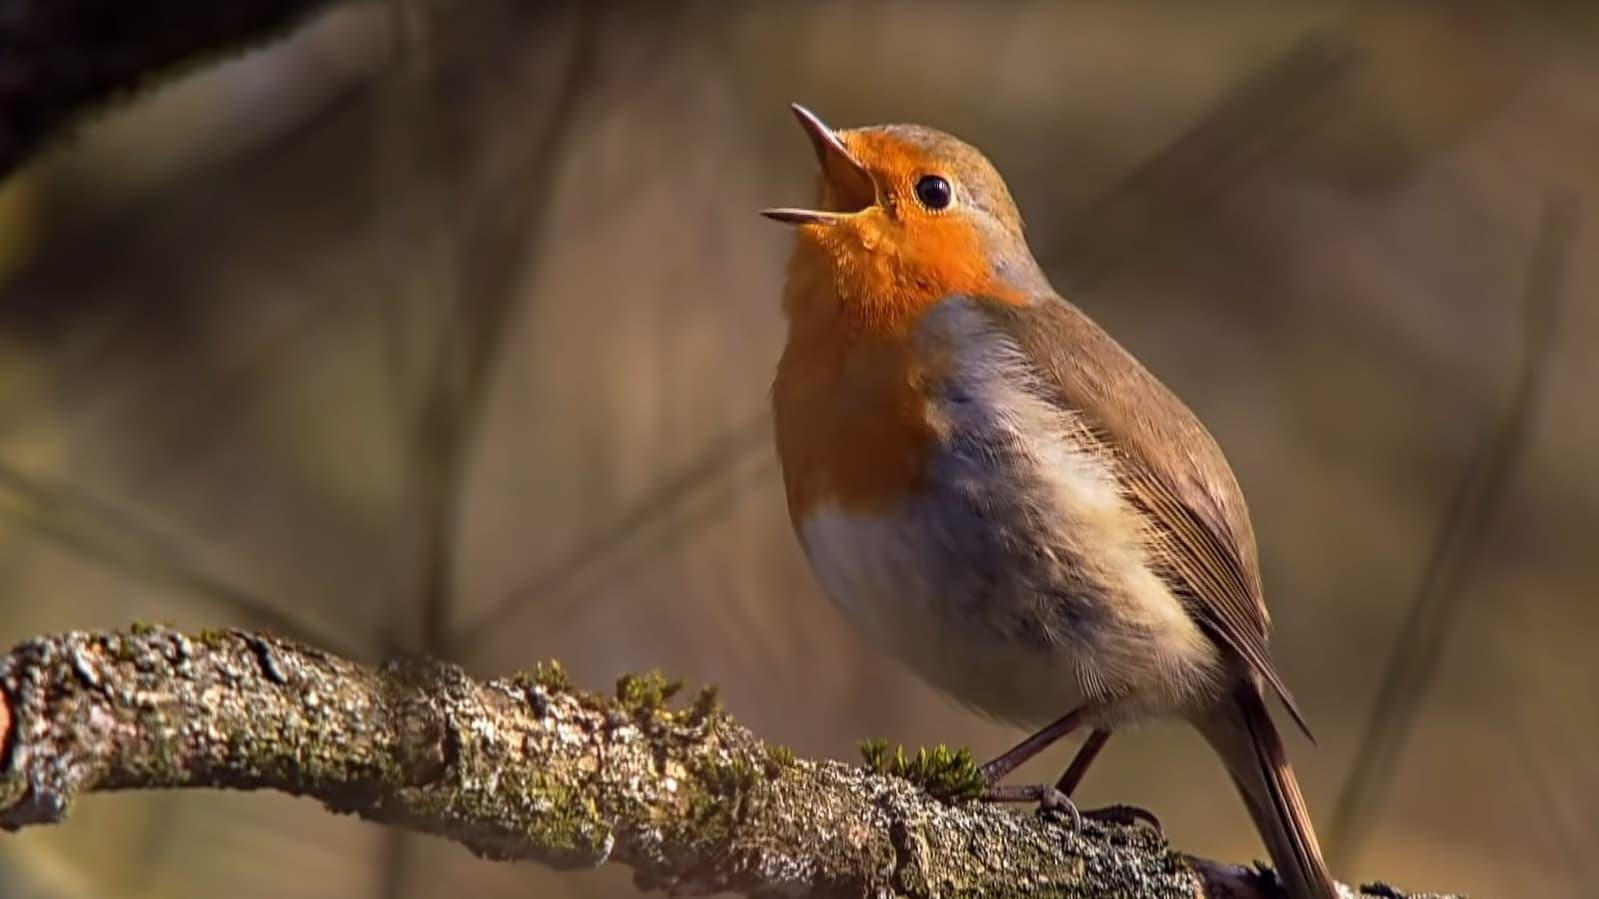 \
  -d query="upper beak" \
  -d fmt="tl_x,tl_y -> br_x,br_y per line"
761,103 -> 877,226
